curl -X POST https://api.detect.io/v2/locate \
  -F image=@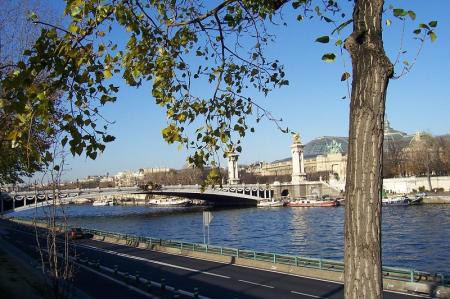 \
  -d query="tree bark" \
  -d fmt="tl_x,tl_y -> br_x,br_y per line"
344,0 -> 393,298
